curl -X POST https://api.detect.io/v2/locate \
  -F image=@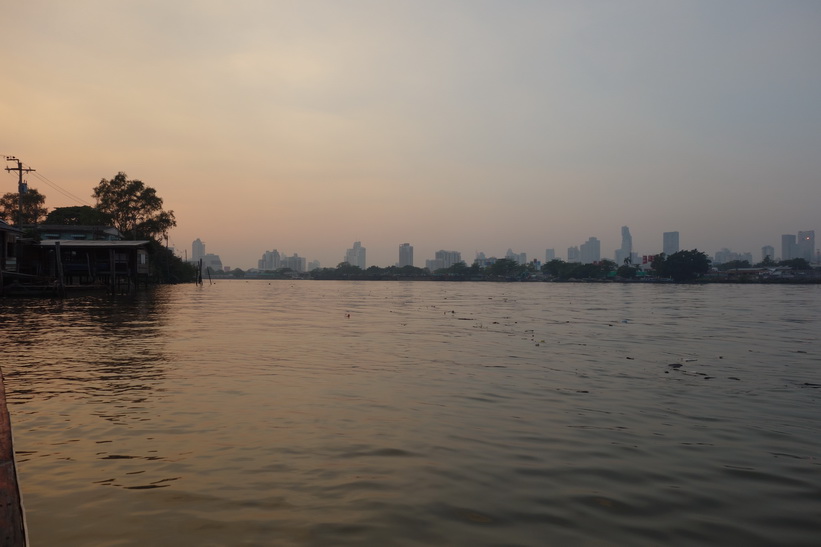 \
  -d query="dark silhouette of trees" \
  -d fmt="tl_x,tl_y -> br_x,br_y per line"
0,188 -> 48,225
717,259 -> 752,271
755,255 -> 777,268
541,259 -> 615,280
92,172 -> 176,241
44,205 -> 112,226
779,258 -> 811,270
653,249 -> 711,282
